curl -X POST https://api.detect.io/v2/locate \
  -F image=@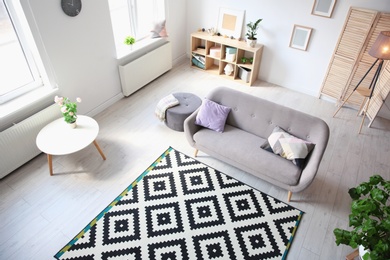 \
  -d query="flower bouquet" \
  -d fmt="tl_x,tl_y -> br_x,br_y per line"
54,96 -> 82,127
